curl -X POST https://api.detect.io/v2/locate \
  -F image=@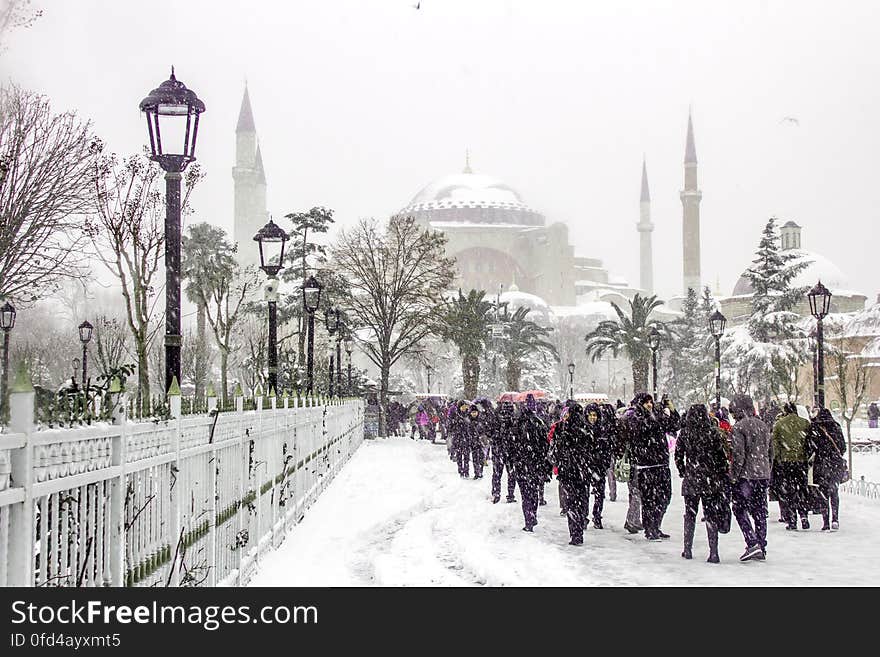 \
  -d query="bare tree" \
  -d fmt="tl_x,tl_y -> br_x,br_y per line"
828,337 -> 875,475
0,0 -> 42,51
330,215 -> 455,435
93,313 -> 131,379
88,148 -> 202,413
0,85 -> 95,303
